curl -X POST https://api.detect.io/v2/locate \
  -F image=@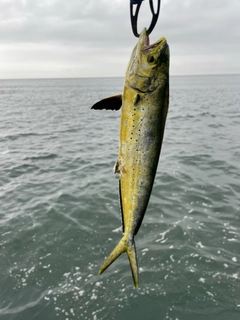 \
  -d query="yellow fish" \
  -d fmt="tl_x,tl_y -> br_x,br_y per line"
91,28 -> 169,288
